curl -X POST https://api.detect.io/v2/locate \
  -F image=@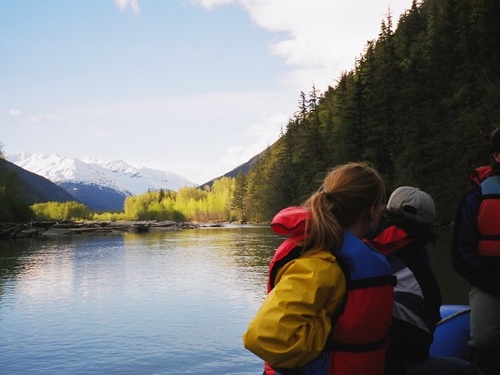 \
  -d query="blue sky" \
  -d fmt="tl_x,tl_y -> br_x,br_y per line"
1,0 -> 410,184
